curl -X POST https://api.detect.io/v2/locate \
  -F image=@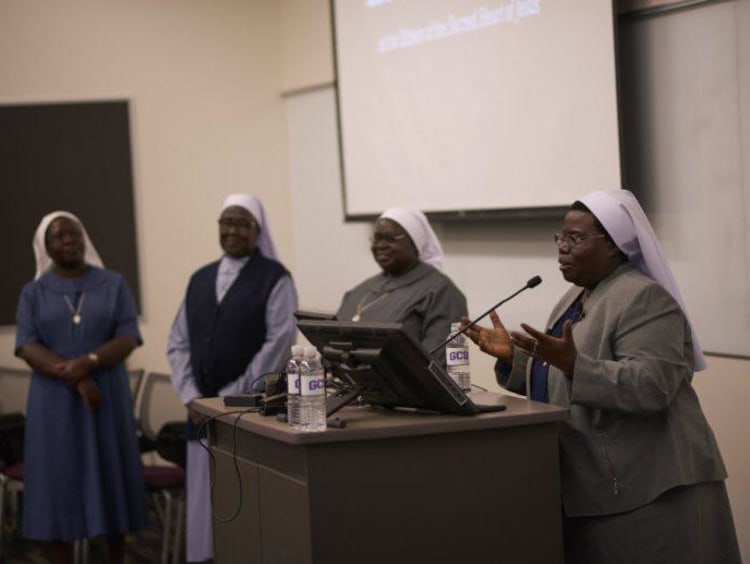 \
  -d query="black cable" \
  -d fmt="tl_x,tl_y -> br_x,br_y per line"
245,370 -> 277,393
196,408 -> 260,524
